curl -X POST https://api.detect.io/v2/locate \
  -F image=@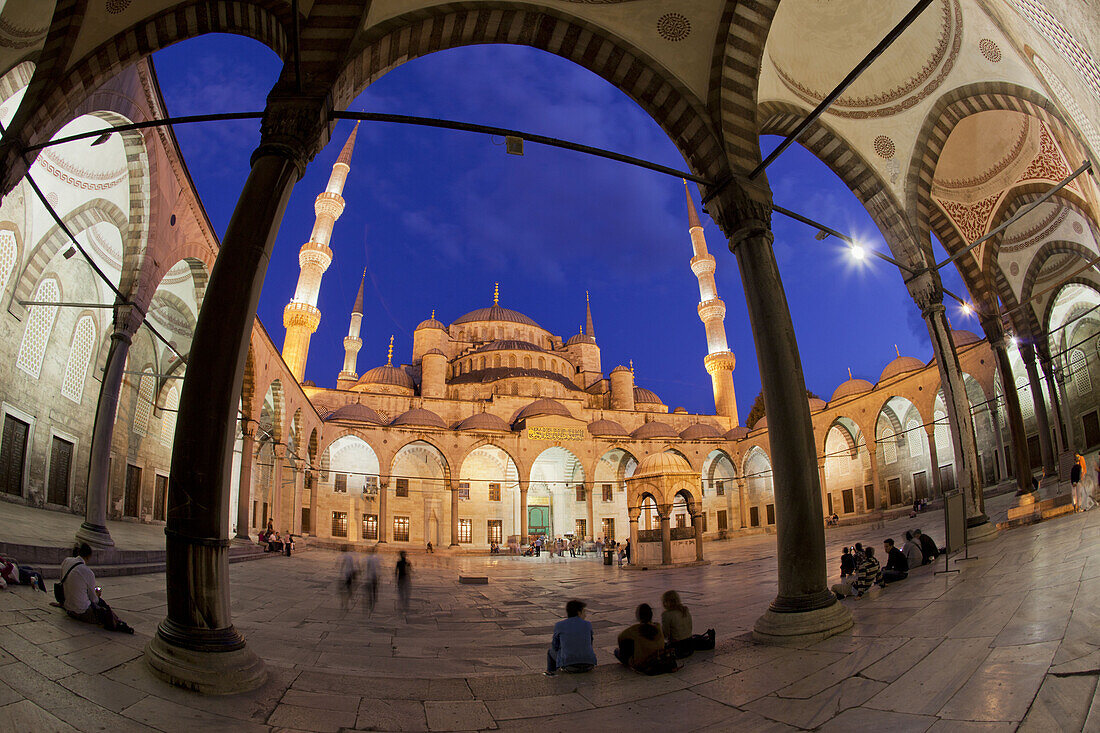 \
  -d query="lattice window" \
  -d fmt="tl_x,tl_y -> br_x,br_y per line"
161,386 -> 179,447
1072,348 -> 1092,396
16,278 -> 59,378
1016,376 -> 1035,421
1010,1 -> 1100,101
934,411 -> 951,452
907,419 -> 923,457
881,427 -> 897,465
1032,54 -> 1100,157
60,315 -> 95,403
488,519 -> 503,544
458,518 -> 472,543
133,370 -> 155,436
0,229 -> 16,295
488,482 -> 501,501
